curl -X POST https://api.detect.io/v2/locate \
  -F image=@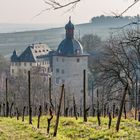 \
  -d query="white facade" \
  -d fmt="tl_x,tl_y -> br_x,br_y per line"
52,55 -> 88,103
10,61 -> 50,77
10,43 -> 51,77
